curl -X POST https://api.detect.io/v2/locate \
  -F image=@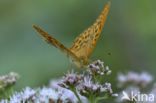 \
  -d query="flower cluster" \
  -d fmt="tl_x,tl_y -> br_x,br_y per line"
1,87 -> 36,103
58,60 -> 117,103
0,86 -> 81,103
116,71 -> 155,103
49,79 -> 87,103
0,72 -> 19,90
0,72 -> 19,99
58,70 -> 83,89
10,87 -> 36,103
78,77 -> 102,97
0,60 -> 118,103
87,60 -> 111,76
117,72 -> 153,88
